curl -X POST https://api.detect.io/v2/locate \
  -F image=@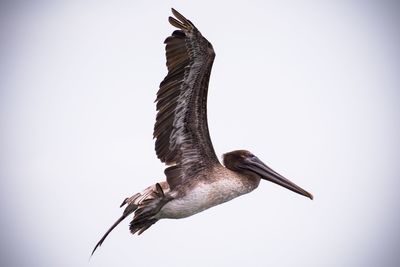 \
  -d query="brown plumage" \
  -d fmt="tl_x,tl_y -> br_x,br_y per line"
91,8 -> 313,256
154,8 -> 218,190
